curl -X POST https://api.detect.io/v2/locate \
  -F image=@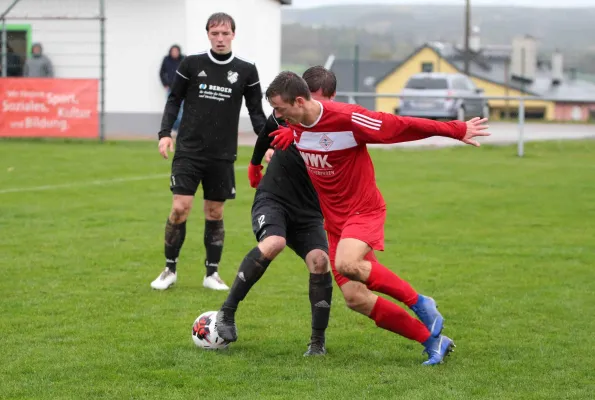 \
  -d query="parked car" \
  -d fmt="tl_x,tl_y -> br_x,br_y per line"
398,72 -> 489,120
